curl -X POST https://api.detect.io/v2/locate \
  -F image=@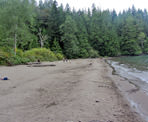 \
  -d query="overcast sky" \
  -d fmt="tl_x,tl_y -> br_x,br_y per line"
37,0 -> 148,13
